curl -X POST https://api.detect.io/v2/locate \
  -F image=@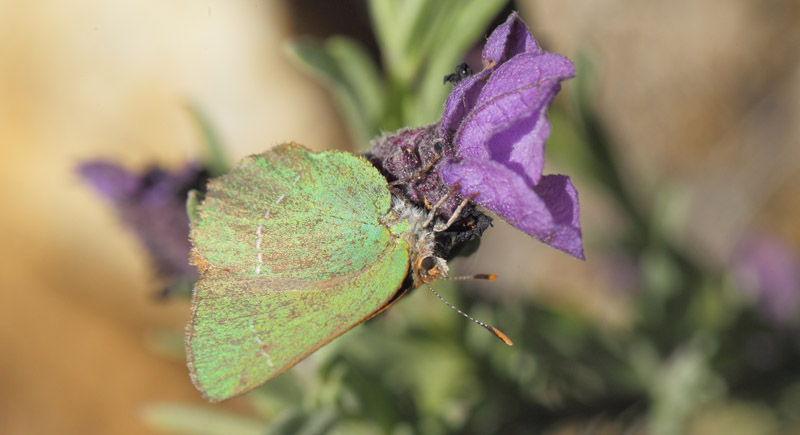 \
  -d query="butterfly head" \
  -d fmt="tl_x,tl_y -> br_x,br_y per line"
413,254 -> 449,285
